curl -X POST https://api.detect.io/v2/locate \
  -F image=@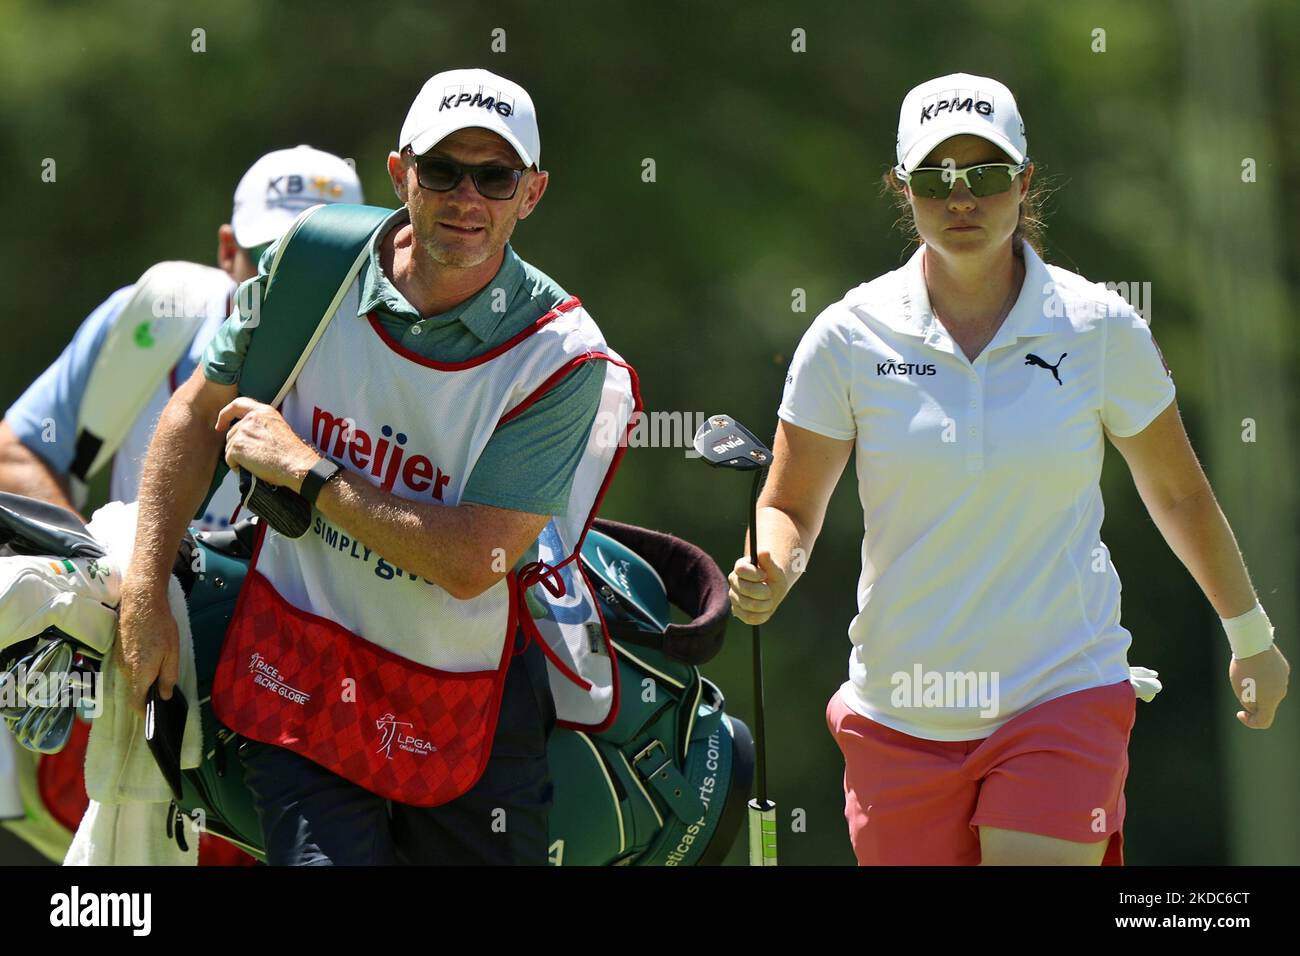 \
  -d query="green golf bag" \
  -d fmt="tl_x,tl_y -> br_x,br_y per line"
170,515 -> 752,865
